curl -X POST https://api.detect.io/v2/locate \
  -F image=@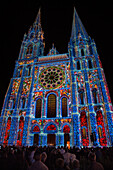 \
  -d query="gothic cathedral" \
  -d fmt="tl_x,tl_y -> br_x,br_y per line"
0,8 -> 113,147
